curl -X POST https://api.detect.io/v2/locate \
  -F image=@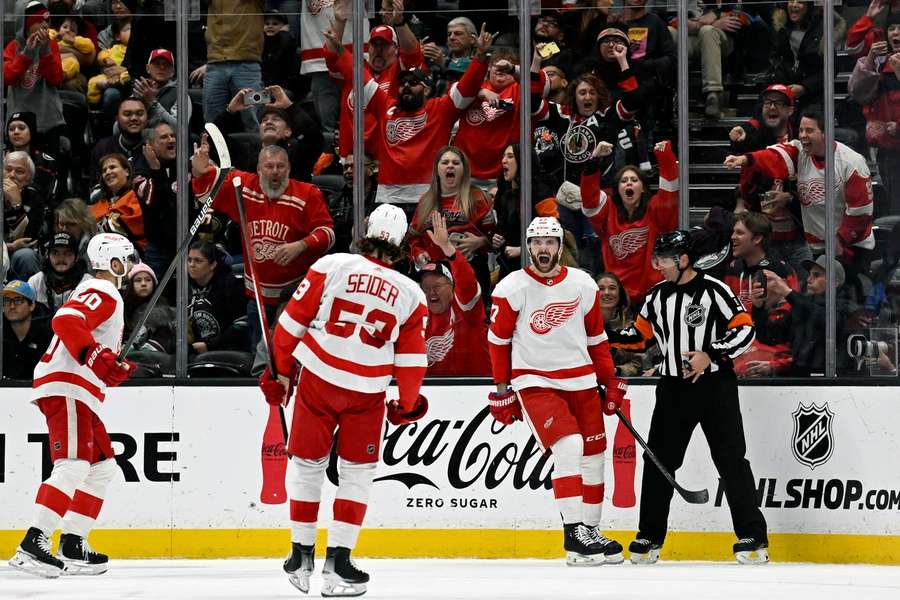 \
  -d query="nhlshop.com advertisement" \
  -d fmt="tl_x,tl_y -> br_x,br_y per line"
0,385 -> 898,552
